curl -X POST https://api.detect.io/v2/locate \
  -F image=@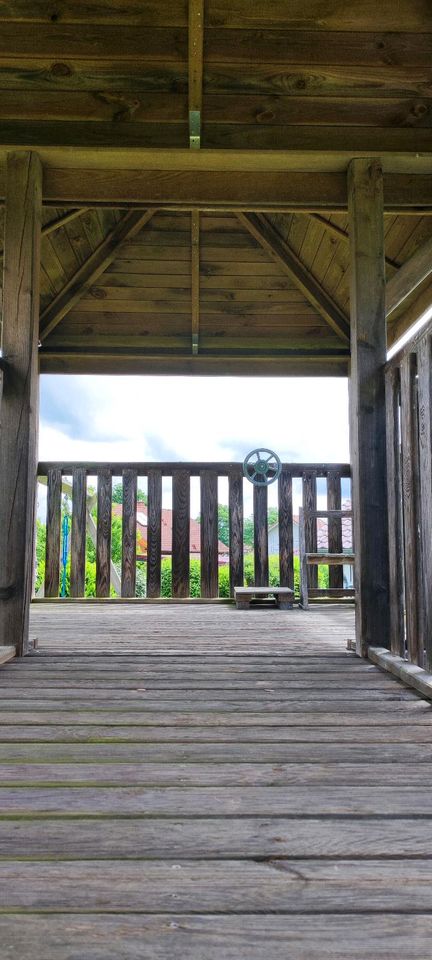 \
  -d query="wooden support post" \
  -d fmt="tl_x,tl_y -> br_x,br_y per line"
0,152 -> 42,655
348,158 -> 390,656
278,466 -> 294,590
121,469 -> 137,599
147,469 -> 162,599
200,470 -> 218,598
327,470 -> 343,590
